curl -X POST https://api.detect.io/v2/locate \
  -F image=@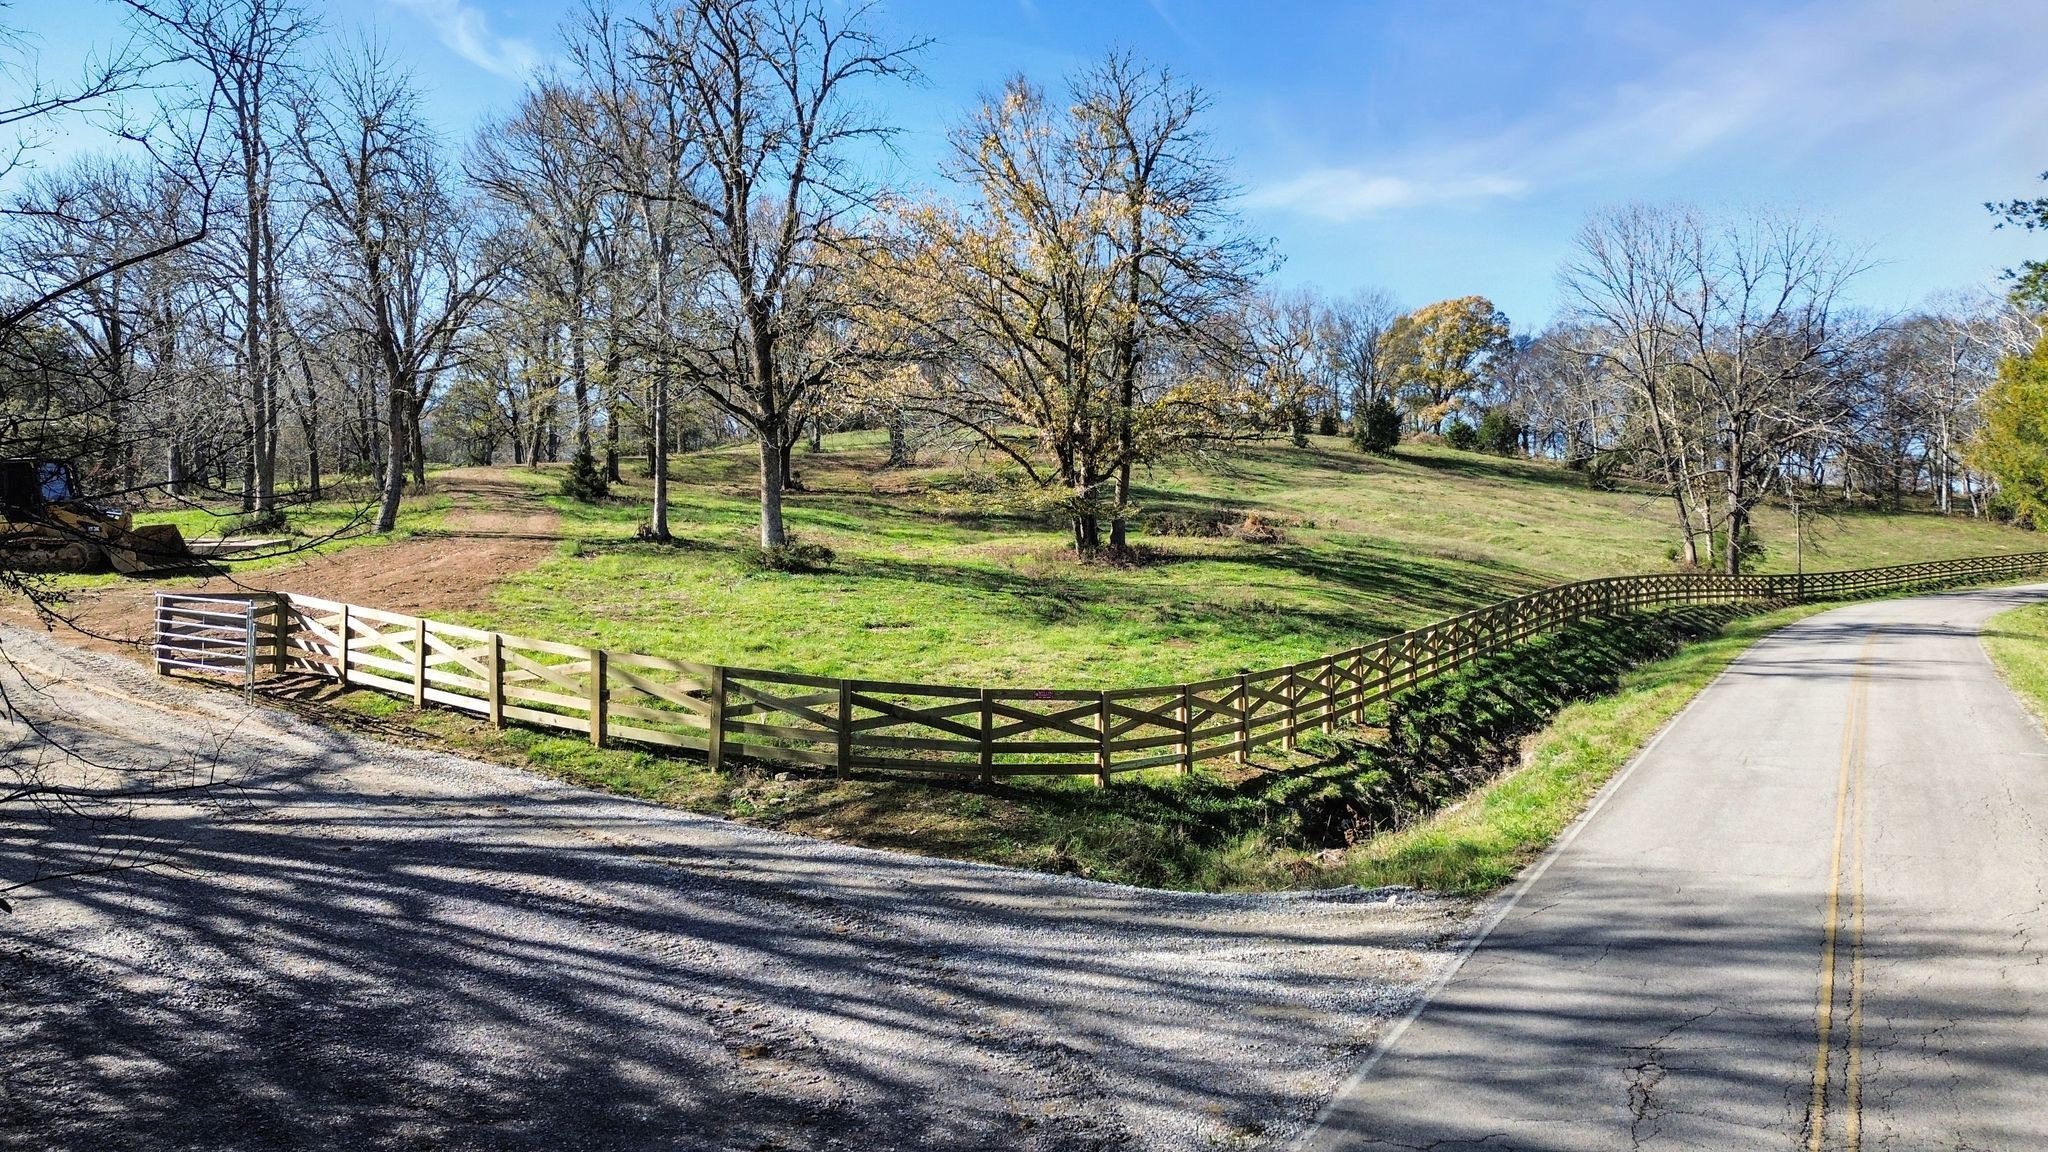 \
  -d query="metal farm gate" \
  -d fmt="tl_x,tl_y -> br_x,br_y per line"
153,592 -> 285,686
